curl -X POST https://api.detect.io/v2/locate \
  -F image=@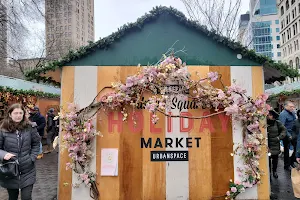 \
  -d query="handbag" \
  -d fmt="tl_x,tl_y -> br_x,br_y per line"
0,158 -> 19,179
291,166 -> 300,198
